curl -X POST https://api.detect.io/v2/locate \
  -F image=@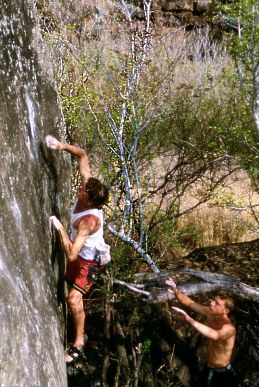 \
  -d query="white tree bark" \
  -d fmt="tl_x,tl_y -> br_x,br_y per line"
253,65 -> 259,136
